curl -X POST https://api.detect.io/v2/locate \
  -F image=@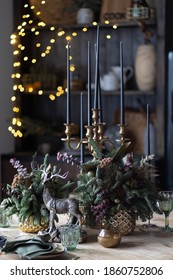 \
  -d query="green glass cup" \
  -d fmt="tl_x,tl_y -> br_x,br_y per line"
0,205 -> 11,228
59,225 -> 80,251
